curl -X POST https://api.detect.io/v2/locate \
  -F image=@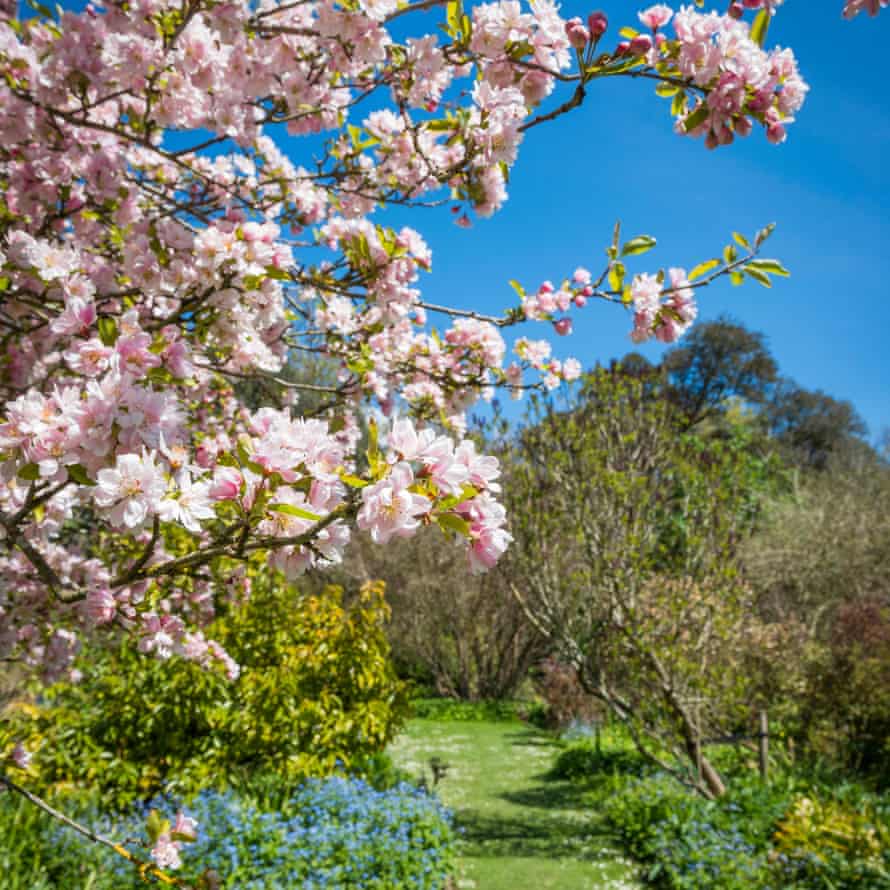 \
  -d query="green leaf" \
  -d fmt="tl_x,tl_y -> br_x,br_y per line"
683,104 -> 709,133
620,235 -> 656,257
18,462 -> 40,481
436,513 -> 471,537
750,9 -> 770,48
723,244 -> 738,265
340,473 -> 369,489
145,810 -> 169,845
744,267 -> 772,288
748,258 -> 790,277
688,258 -> 720,281
618,26 -> 639,39
67,464 -> 95,486
268,503 -> 323,522
446,0 -> 460,33
655,82 -> 679,98
0,277 -> 9,293
732,232 -> 751,249
608,261 -> 625,292
508,279 -> 525,298
97,316 -> 118,347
